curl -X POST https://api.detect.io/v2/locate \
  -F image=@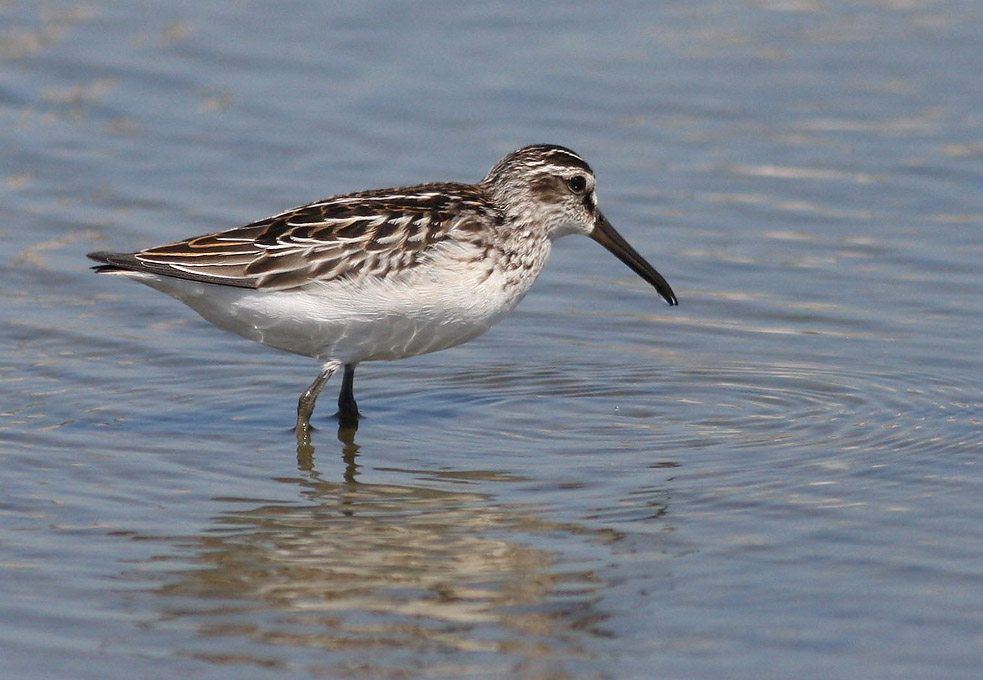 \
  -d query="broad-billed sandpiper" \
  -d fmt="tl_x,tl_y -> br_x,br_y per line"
89,144 -> 677,439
